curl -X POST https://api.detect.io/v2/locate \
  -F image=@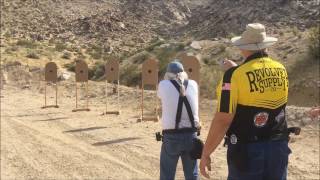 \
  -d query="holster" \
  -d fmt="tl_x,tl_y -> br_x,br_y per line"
189,138 -> 204,160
